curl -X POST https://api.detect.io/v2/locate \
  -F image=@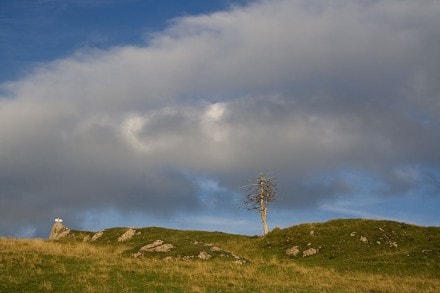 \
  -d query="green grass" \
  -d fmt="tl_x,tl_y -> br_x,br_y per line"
1,219 -> 439,292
